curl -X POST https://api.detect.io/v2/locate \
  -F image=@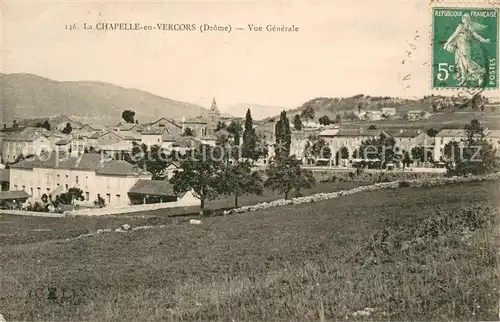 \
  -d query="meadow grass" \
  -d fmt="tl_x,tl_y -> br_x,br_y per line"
0,181 -> 498,321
